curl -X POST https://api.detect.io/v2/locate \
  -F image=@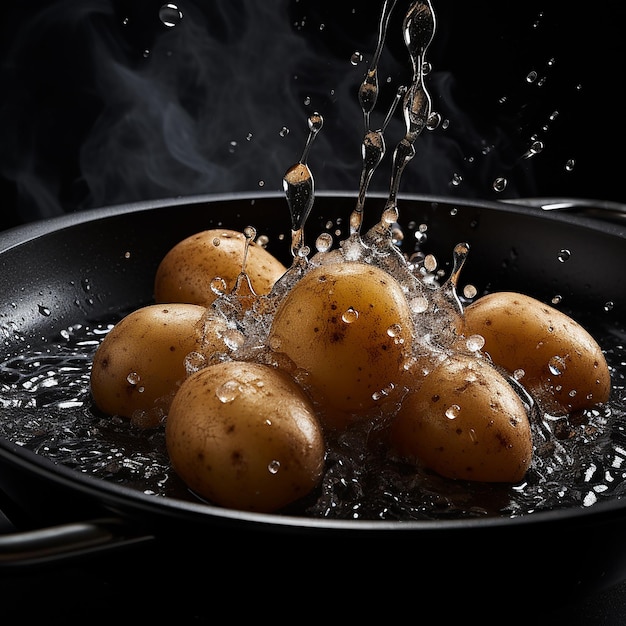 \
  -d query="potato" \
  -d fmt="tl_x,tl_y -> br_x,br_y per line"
165,360 -> 325,513
268,261 -> 413,429
463,292 -> 611,414
90,303 -> 228,426
389,353 -> 532,482
154,228 -> 287,307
